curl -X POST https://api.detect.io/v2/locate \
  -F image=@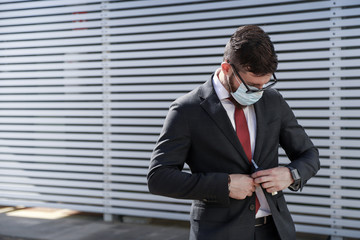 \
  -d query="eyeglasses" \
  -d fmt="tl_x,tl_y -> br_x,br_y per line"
230,64 -> 277,94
